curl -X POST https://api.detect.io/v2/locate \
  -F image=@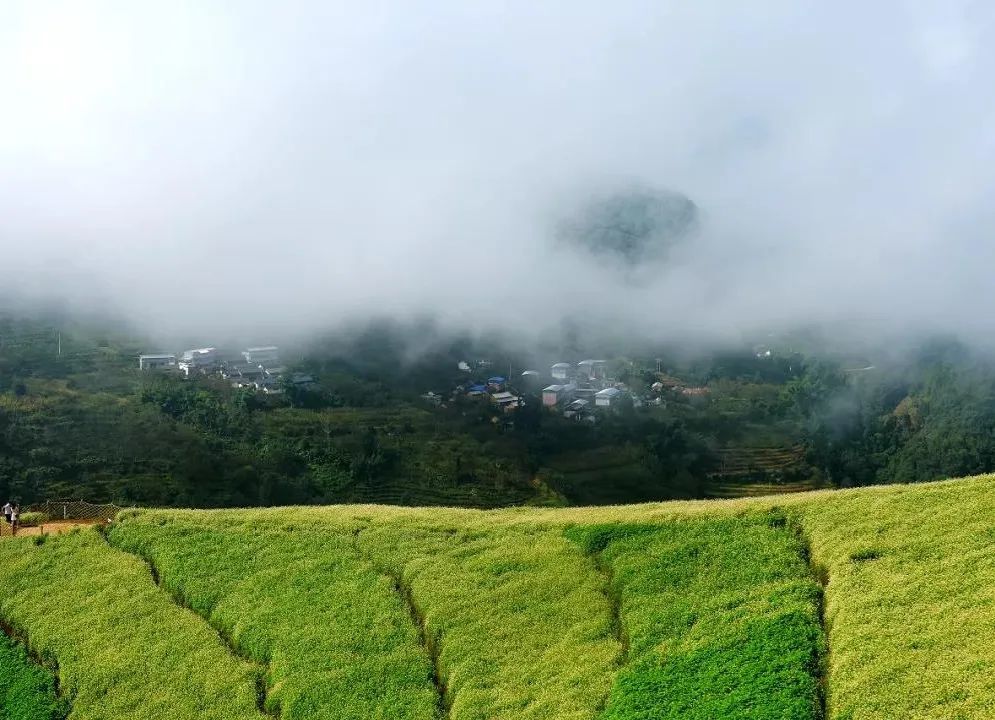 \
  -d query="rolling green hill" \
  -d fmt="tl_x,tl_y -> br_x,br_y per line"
1,475 -> 995,718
